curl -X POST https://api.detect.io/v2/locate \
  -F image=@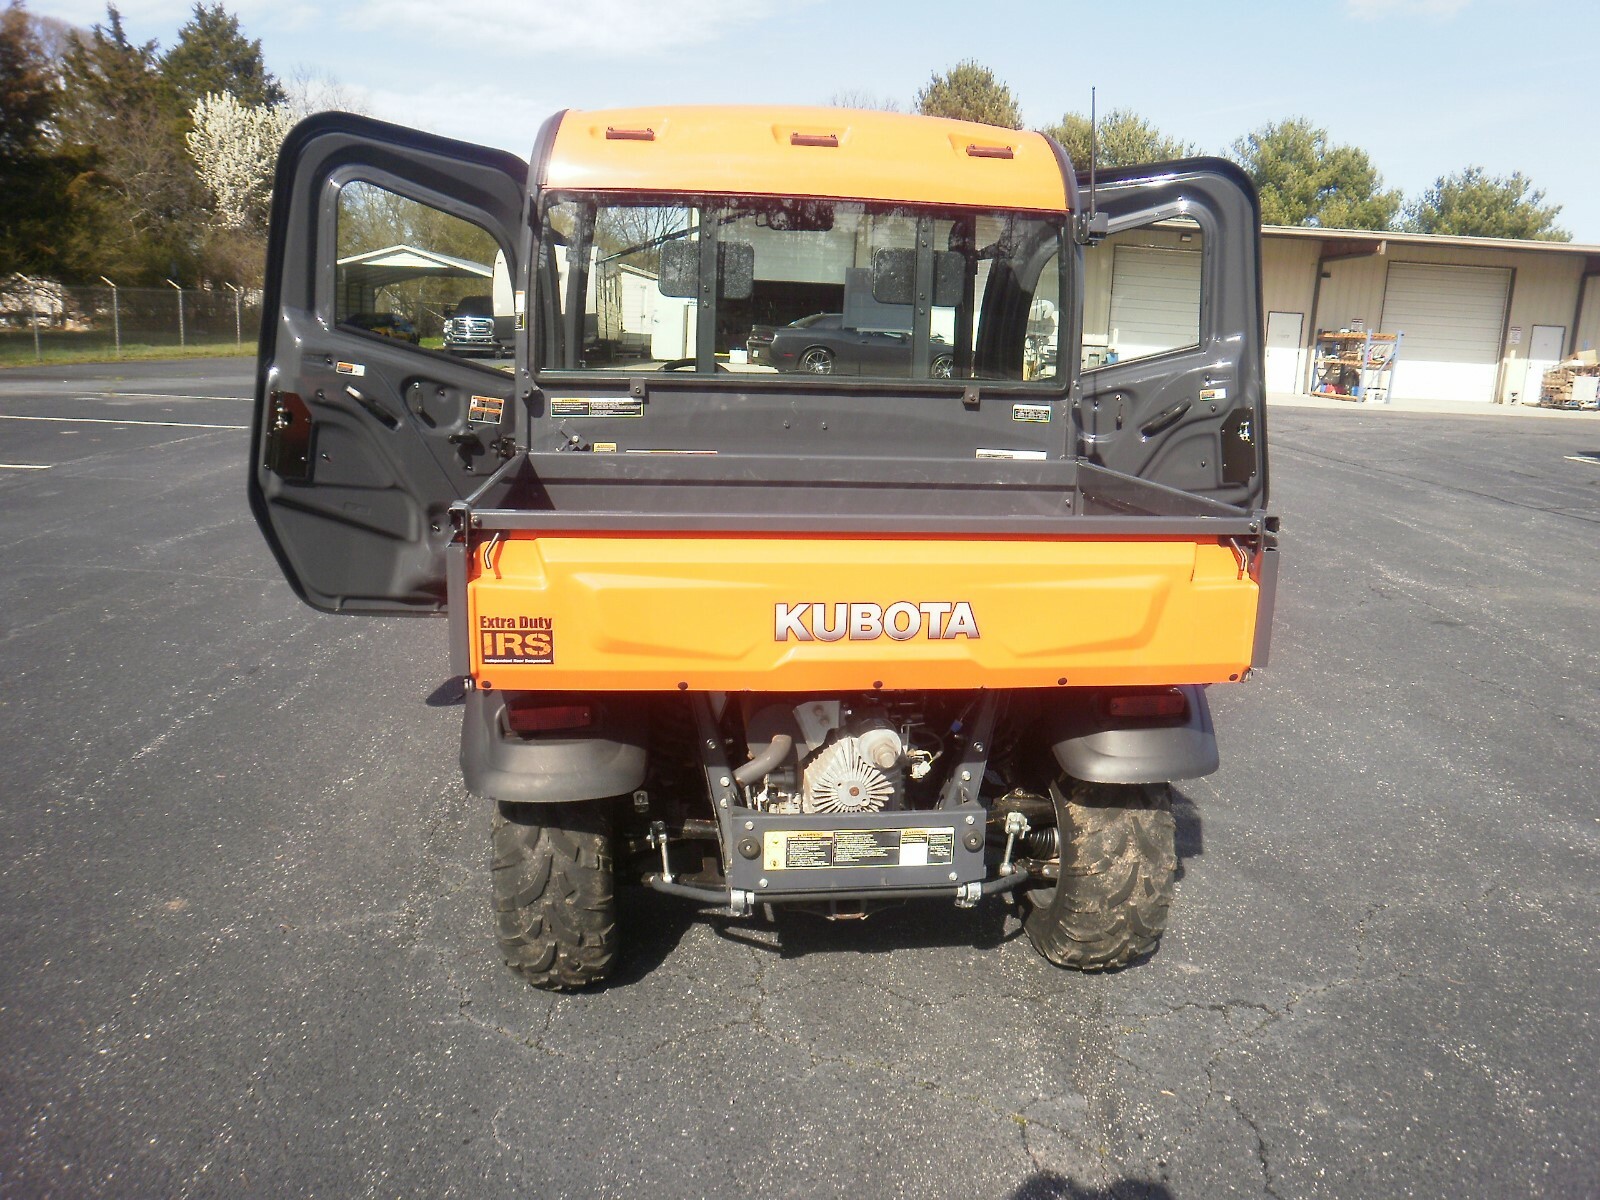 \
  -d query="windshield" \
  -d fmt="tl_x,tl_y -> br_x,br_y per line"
536,195 -> 1066,385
